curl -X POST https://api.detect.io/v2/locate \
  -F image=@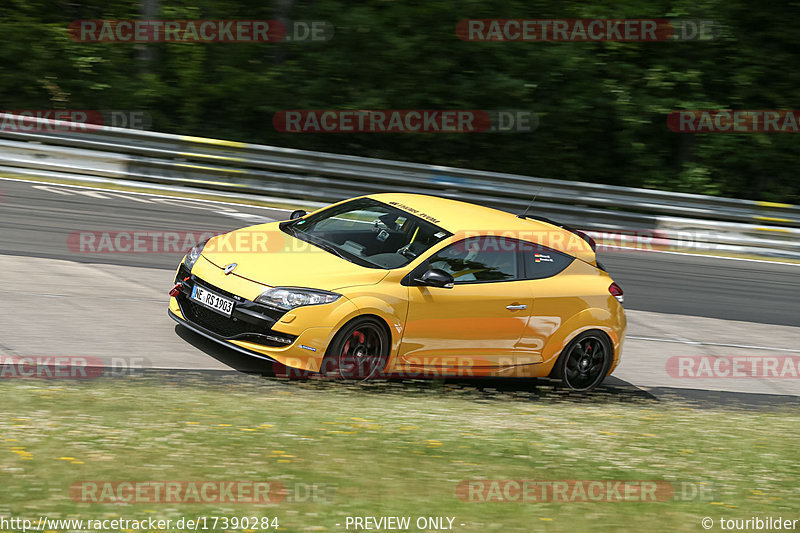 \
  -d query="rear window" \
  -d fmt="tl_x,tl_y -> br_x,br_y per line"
520,243 -> 574,279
